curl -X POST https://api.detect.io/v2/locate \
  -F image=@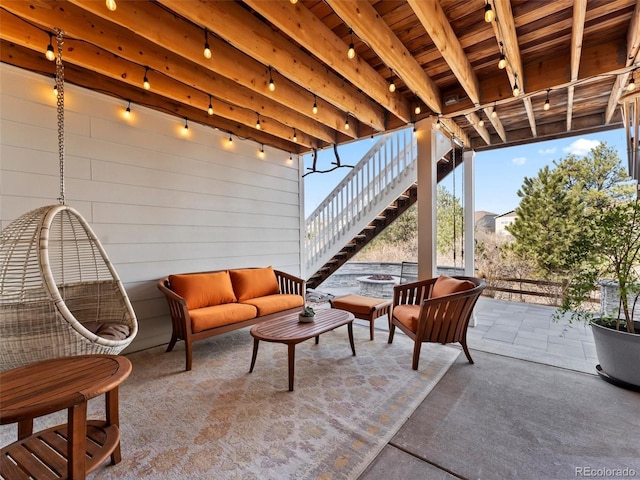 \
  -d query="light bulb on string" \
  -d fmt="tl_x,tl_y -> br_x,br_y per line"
53,81 -> 58,98
208,95 -> 214,116
512,75 -> 520,97
143,67 -> 150,90
344,114 -> 350,130
498,54 -> 506,70
293,128 -> 298,143
259,144 -> 265,158
106,0 -> 117,12
268,66 -> 275,92
45,33 -> 56,61
543,89 -> 551,111
312,95 -> 318,115
203,29 -> 212,59
228,133 -> 233,144
347,29 -> 355,59
628,71 -> 636,91
435,118 -> 441,130
124,100 -> 131,118
414,103 -> 421,115
478,114 -> 484,127
388,69 -> 396,93
182,117 -> 189,135
491,105 -> 497,118
256,114 -> 261,130
484,1 -> 494,23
